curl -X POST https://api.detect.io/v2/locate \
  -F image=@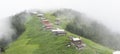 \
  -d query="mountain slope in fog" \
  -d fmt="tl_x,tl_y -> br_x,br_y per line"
52,9 -> 120,50
5,11 -> 112,54
0,11 -> 31,49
